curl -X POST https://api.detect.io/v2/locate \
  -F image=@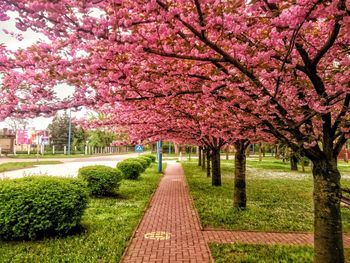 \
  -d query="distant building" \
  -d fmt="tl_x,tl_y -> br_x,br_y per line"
0,128 -> 15,154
